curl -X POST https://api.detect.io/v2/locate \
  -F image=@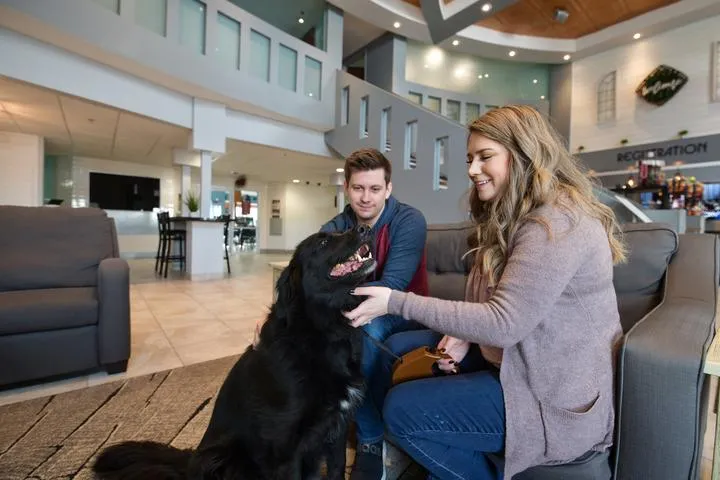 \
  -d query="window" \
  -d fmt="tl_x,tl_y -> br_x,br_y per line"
216,13 -> 240,69
426,96 -> 441,113
380,107 -> 391,152
434,137 -> 449,190
179,0 -> 206,54
597,71 -> 617,123
447,100 -> 460,122
405,121 -> 418,169
466,103 -> 480,124
92,0 -> 119,14
304,56 -> 322,100
408,92 -> 422,104
341,86 -> 350,126
250,30 -> 271,82
278,45 -> 298,92
713,42 -> 720,103
135,0 -> 166,35
360,96 -> 369,139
